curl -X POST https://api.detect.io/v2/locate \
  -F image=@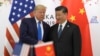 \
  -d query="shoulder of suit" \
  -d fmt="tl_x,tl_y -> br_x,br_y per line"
50,23 -> 58,28
22,17 -> 35,21
43,21 -> 50,27
67,21 -> 79,28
